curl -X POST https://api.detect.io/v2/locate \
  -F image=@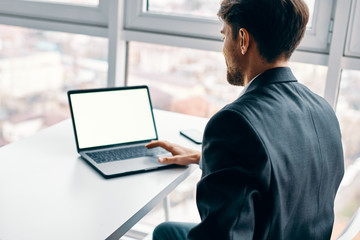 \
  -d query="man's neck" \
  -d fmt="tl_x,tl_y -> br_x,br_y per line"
243,58 -> 289,87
